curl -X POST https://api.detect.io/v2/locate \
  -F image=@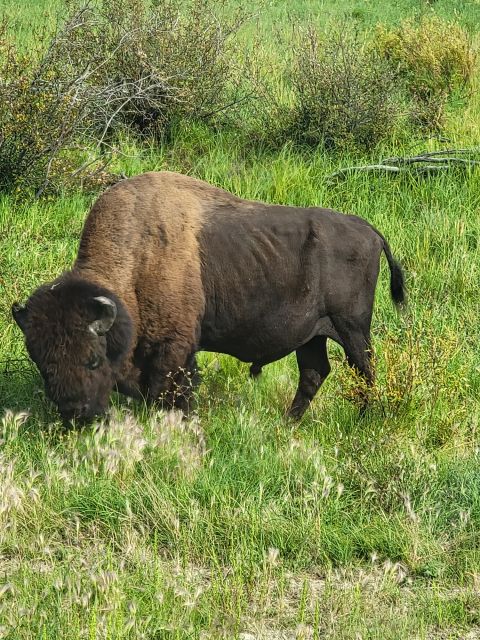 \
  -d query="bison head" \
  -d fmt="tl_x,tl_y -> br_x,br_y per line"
12,277 -> 133,422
